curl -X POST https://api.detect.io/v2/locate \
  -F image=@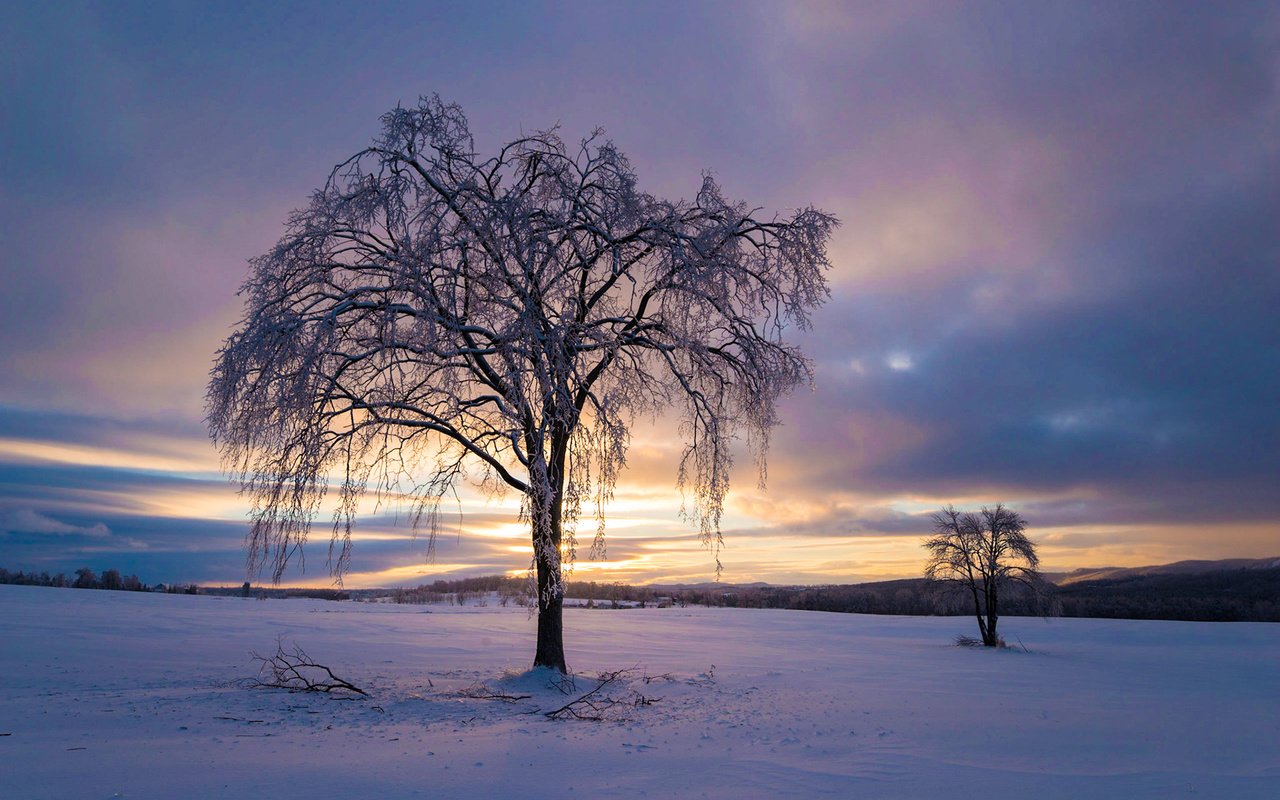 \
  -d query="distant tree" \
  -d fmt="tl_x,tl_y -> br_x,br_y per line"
73,567 -> 98,590
99,568 -> 123,591
923,504 -> 1042,647
207,95 -> 836,672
